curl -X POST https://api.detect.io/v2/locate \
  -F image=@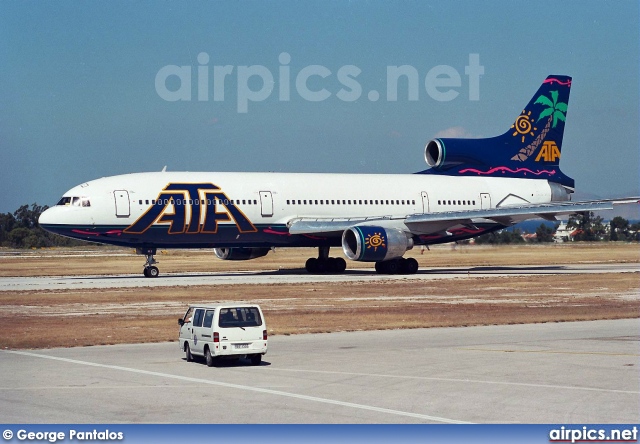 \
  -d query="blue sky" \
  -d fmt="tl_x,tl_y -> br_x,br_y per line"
1,0 -> 638,213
